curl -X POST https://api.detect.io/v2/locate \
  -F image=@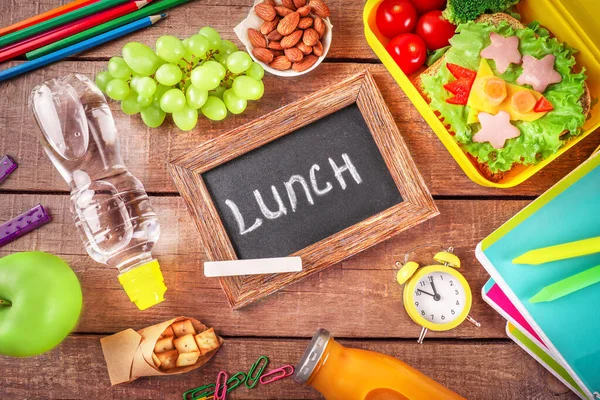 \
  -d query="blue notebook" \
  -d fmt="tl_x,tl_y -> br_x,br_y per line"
476,151 -> 600,400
